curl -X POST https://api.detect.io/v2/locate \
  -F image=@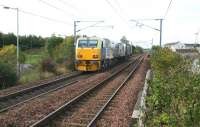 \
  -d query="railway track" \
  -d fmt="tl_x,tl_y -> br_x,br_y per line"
0,71 -> 89,113
0,56 -> 136,114
30,55 -> 144,127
